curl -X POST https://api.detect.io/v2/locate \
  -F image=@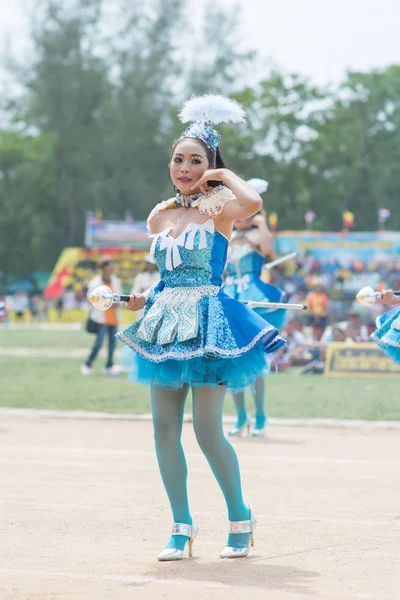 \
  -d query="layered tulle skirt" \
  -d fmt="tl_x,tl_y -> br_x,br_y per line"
370,307 -> 400,365
117,287 -> 286,390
